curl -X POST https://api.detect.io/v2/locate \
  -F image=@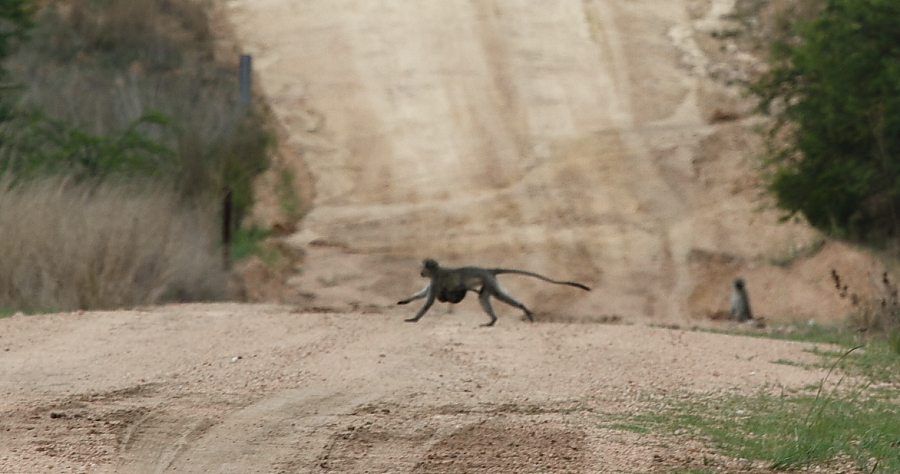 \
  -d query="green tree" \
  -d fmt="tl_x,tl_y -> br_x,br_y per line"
0,0 -> 31,63
750,0 -> 900,242
0,0 -> 32,122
